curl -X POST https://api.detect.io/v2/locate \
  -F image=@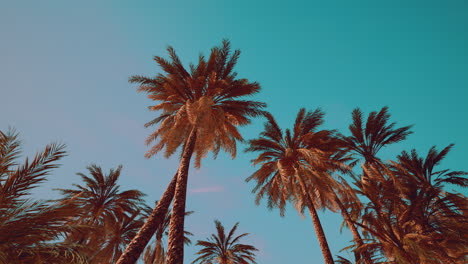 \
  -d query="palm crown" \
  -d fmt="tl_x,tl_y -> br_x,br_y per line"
396,144 -> 468,188
192,220 -> 257,264
245,108 -> 342,215
130,40 -> 266,167
341,106 -> 413,165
